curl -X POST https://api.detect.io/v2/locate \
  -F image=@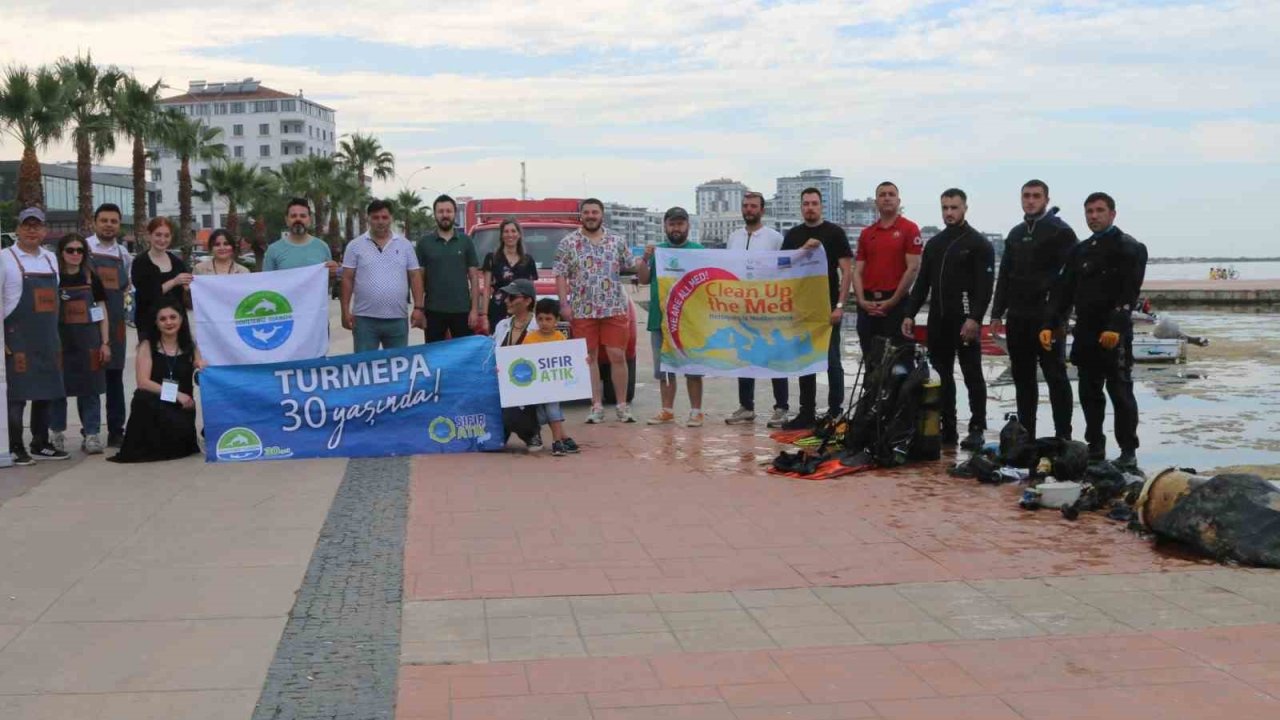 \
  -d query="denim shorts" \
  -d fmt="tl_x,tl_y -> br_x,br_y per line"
536,402 -> 564,424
